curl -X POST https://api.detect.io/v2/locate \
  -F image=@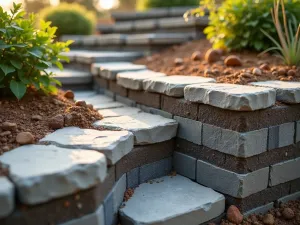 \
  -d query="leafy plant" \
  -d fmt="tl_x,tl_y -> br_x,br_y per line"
137,0 -> 199,11
184,0 -> 300,51
0,3 -> 72,99
261,0 -> 300,66
40,3 -> 96,36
